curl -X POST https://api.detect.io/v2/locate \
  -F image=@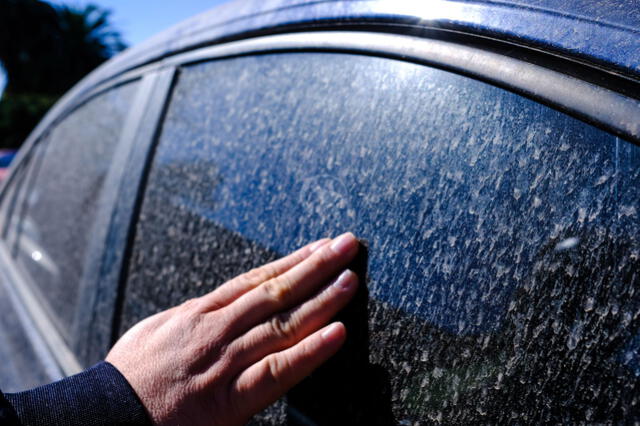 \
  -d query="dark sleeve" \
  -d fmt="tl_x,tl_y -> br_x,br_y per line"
0,390 -> 21,425
3,361 -> 152,426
